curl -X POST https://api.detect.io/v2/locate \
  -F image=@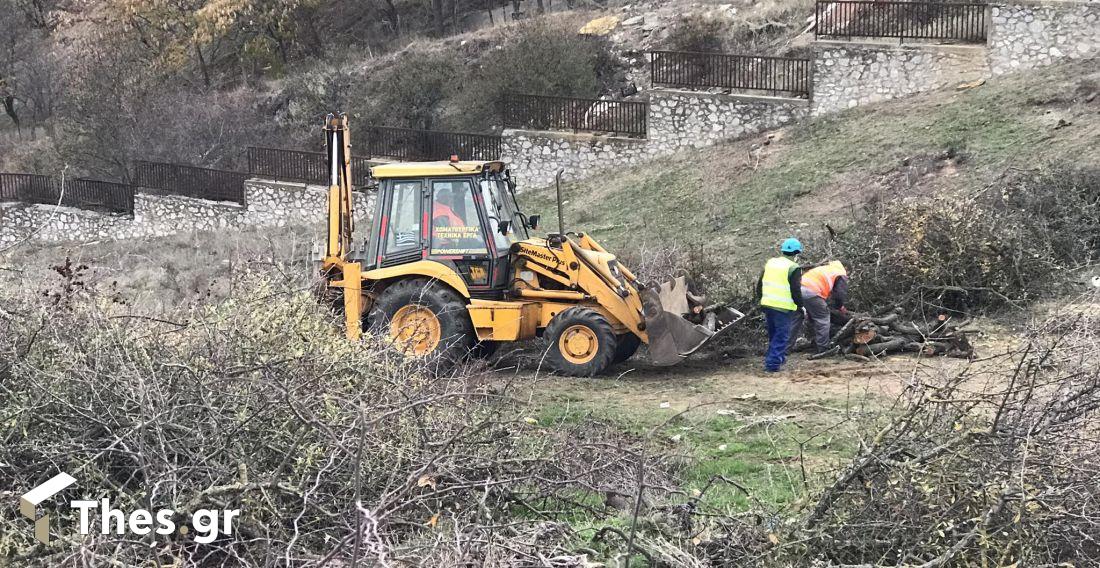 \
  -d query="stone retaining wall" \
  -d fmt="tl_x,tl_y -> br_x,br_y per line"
0,180 -> 372,245
811,41 -> 990,116
503,89 -> 809,189
989,0 -> 1100,75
